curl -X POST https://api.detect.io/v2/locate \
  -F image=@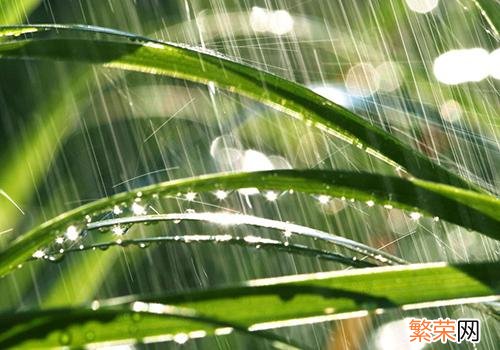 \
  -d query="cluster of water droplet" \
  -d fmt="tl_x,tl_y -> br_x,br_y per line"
25,186 -> 431,271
